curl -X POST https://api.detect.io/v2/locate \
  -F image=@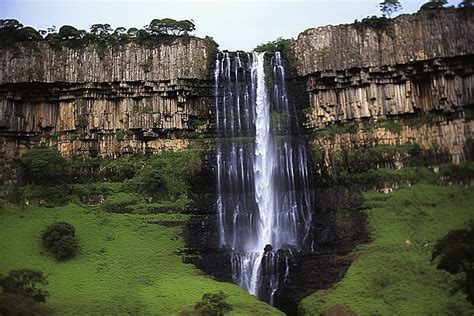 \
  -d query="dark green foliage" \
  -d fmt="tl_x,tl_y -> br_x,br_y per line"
42,222 -> 78,260
0,292 -> 51,315
11,148 -> 201,212
459,0 -> 473,8
439,161 -> 474,183
432,221 -> 474,303
69,155 -> 142,183
1,18 -> 199,48
101,192 -> 142,213
254,37 -> 295,71
380,0 -> 402,17
254,37 -> 291,54
0,269 -> 48,302
420,0 -> 449,11
20,147 -> 69,185
0,19 -> 42,45
146,18 -> 195,36
194,291 -> 233,315
141,149 -> 202,200
20,184 -> 70,206
45,25 -> 86,47
354,16 -> 392,32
